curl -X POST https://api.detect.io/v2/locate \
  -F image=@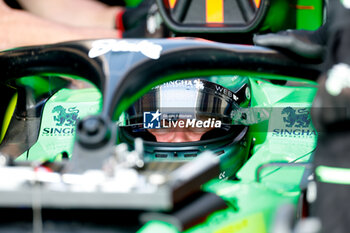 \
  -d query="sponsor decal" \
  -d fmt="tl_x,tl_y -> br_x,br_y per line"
143,109 -> 222,129
282,106 -> 310,128
272,107 -> 316,138
42,127 -> 76,136
154,79 -> 204,90
52,105 -> 79,126
88,39 -> 162,59
272,128 -> 317,137
42,105 -> 80,136
215,84 -> 239,101
152,79 -> 239,102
